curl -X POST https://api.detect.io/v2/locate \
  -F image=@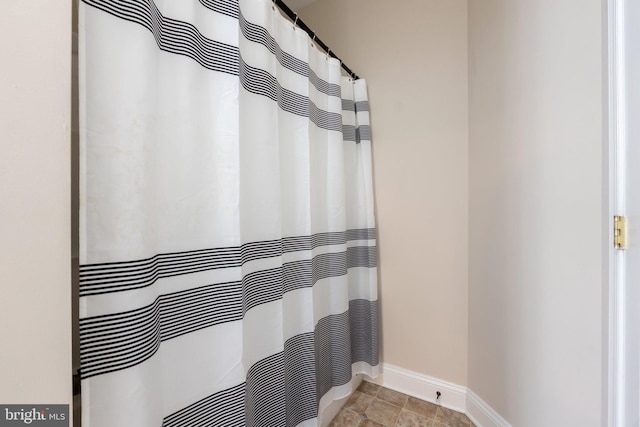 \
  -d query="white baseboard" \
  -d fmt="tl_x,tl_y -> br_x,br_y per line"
366,363 -> 467,414
365,363 -> 511,427
466,389 -> 512,427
